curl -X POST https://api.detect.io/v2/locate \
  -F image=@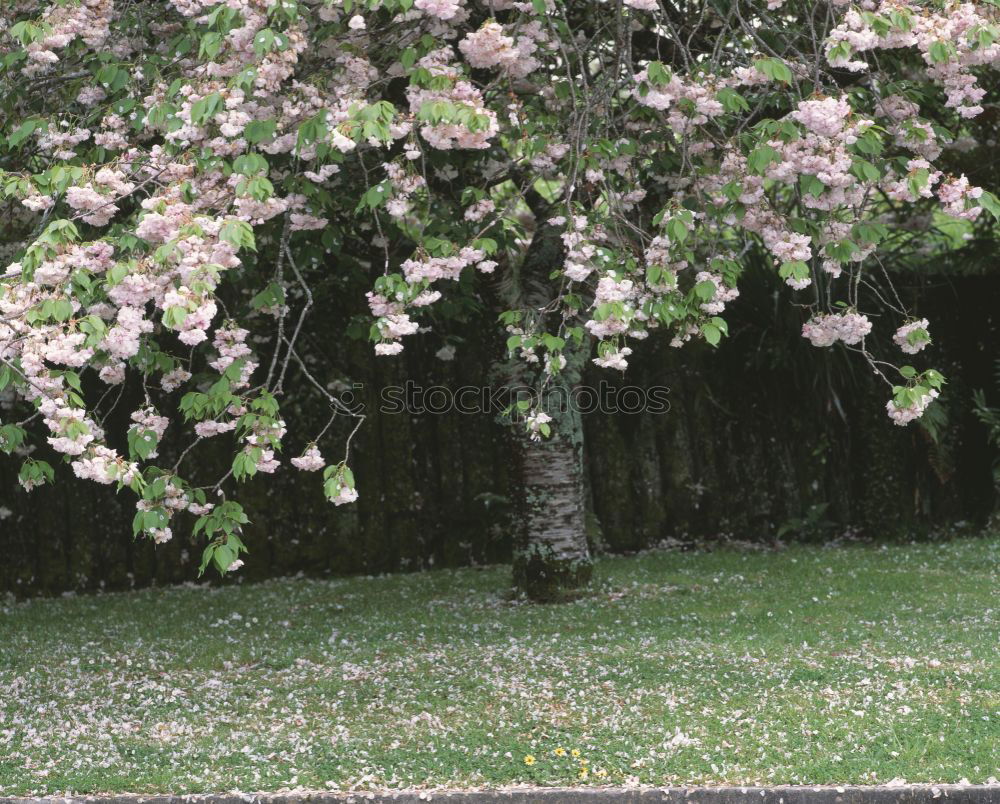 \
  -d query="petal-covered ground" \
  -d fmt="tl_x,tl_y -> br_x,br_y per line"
1,539 -> 998,795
